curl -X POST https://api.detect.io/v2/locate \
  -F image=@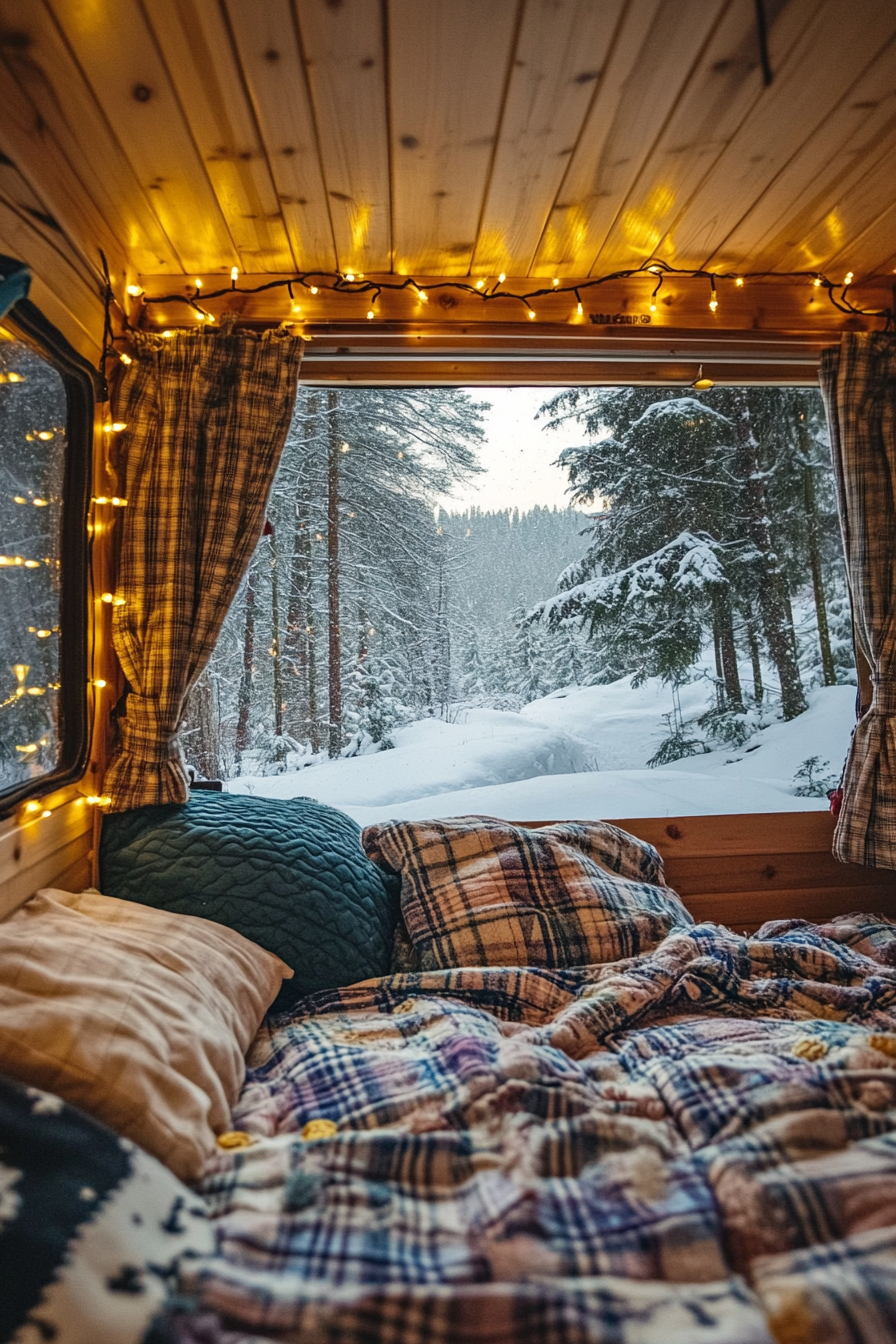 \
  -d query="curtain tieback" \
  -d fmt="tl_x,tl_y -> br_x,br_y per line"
870,677 -> 896,717
117,693 -> 184,764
